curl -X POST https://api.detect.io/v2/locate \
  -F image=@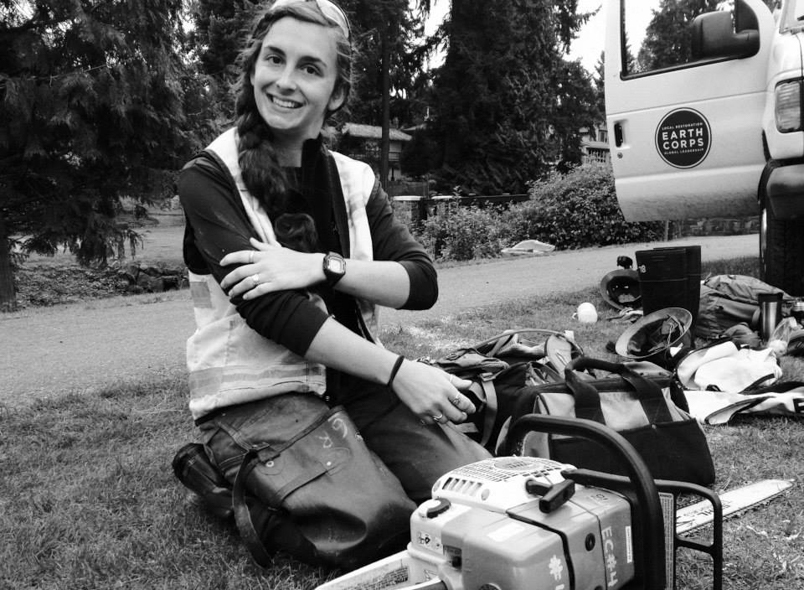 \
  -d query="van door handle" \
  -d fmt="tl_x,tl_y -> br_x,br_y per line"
614,123 -> 624,147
